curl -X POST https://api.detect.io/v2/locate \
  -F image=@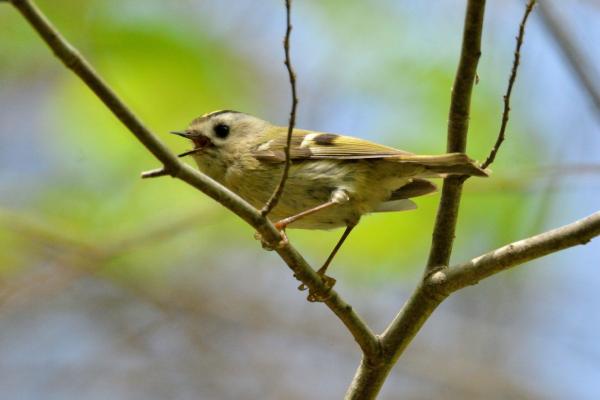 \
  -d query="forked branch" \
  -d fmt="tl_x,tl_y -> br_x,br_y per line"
6,2 -> 599,400
345,2 -> 488,398
425,0 -> 487,275
346,210 -> 600,400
